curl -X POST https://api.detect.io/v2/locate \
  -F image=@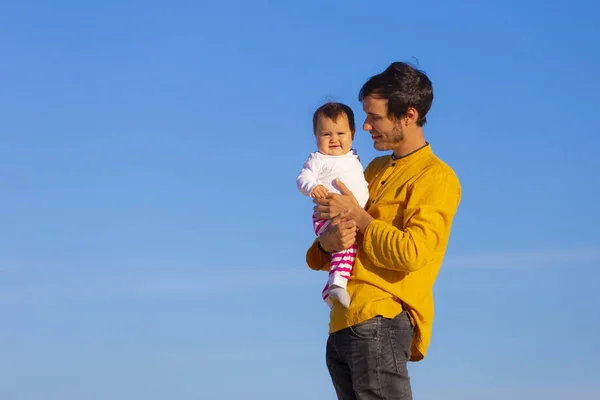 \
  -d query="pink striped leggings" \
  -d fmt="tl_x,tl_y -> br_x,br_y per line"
313,214 -> 357,308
